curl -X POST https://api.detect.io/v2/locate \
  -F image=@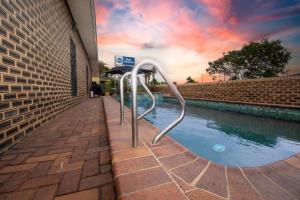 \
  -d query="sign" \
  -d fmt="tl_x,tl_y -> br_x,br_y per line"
115,56 -> 135,67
